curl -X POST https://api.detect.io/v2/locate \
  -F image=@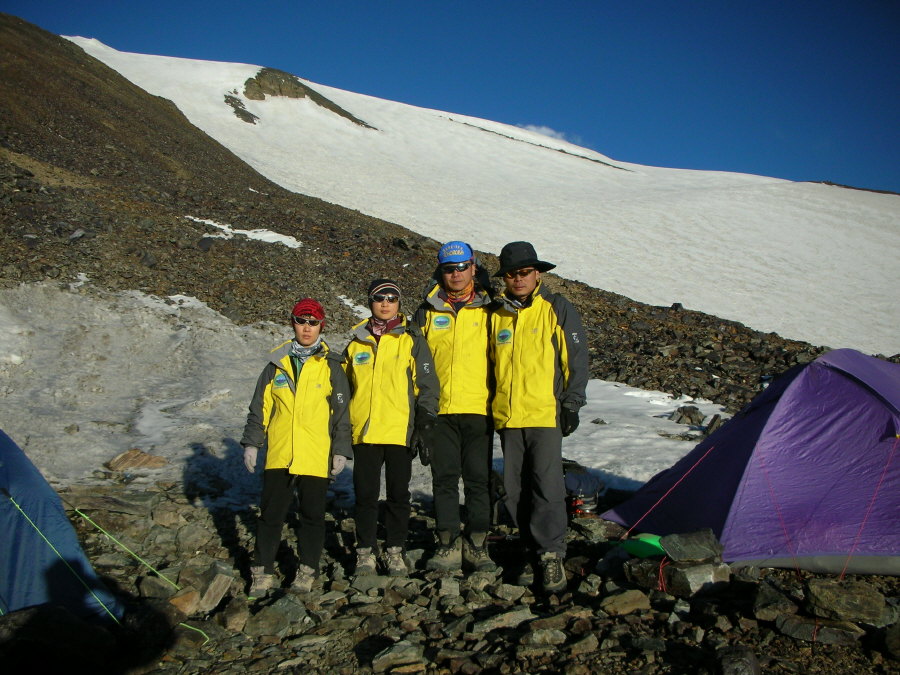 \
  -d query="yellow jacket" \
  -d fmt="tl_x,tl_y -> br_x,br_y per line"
241,340 -> 352,477
343,317 -> 440,446
490,282 -> 589,429
413,283 -> 493,416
